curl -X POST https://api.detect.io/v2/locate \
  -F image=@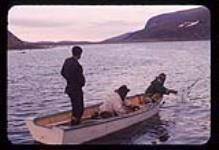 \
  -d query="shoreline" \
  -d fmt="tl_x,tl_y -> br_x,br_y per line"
7,39 -> 210,51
